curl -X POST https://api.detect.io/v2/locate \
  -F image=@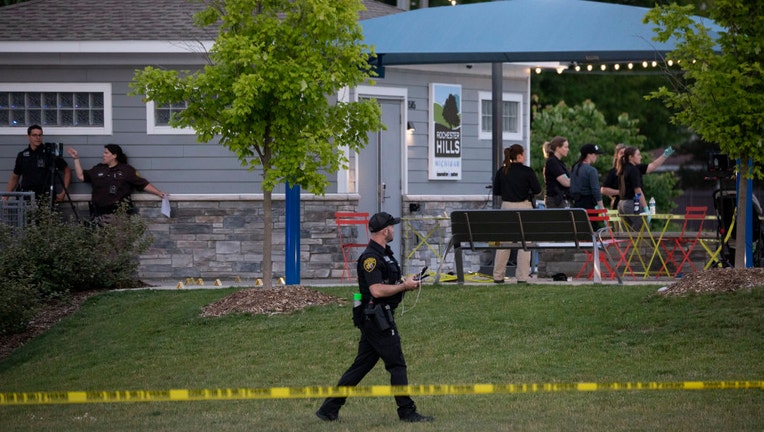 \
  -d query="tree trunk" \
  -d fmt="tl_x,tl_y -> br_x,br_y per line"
263,189 -> 273,289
